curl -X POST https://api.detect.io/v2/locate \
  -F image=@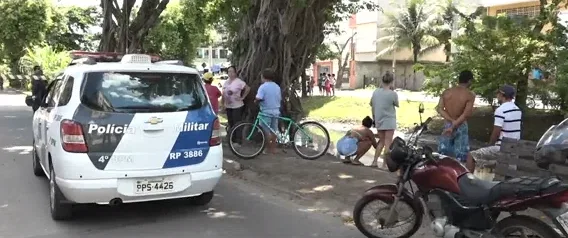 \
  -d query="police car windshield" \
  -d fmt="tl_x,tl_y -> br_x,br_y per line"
81,72 -> 206,113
